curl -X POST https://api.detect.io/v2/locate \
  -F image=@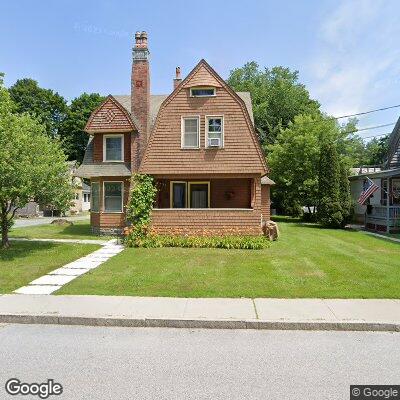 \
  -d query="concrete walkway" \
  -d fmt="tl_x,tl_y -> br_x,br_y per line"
0,295 -> 399,332
14,240 -> 124,295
